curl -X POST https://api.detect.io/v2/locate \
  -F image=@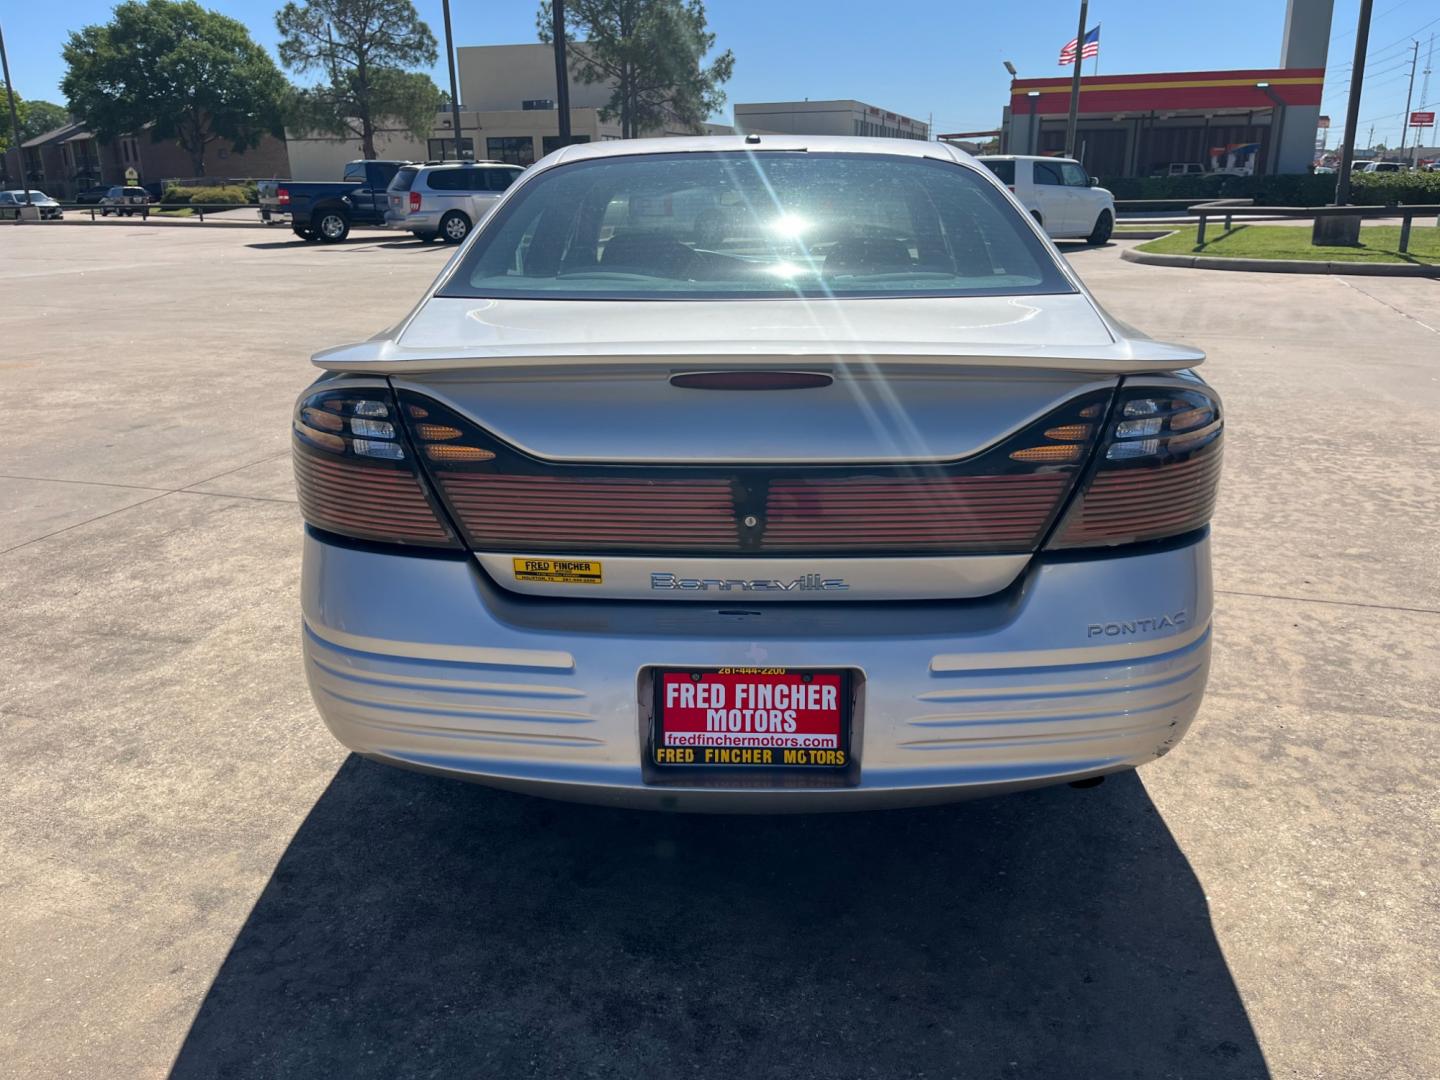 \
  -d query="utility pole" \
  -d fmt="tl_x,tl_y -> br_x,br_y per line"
1397,39 -> 1419,163
1064,0 -> 1088,158
1335,0 -> 1374,206
552,0 -> 571,148
0,19 -> 31,207
441,0 -> 465,159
